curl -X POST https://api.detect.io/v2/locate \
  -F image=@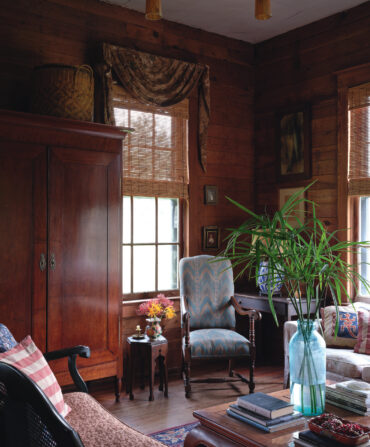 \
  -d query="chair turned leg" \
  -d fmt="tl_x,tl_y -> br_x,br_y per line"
248,356 -> 255,394
183,360 -> 191,398
228,359 -> 234,377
